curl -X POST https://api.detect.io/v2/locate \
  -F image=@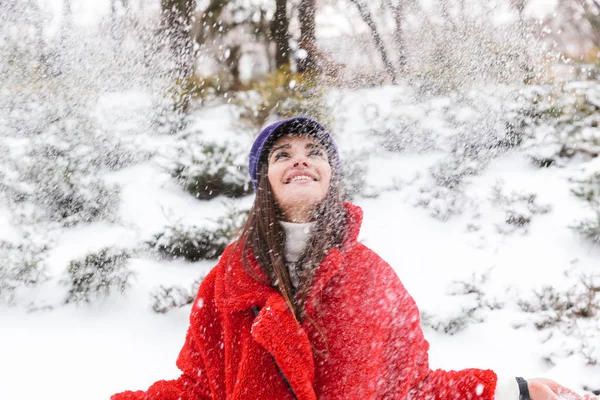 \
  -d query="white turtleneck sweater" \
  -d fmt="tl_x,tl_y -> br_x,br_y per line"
278,220 -> 519,400
280,220 -> 315,289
